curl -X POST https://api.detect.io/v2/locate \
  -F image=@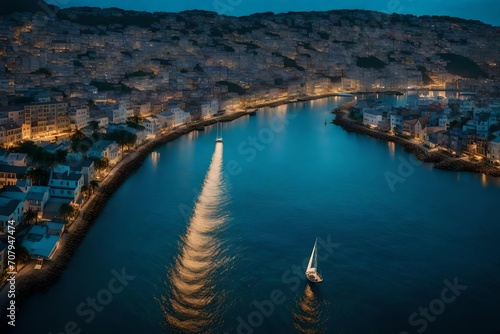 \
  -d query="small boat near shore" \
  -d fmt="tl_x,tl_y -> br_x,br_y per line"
249,109 -> 257,116
215,122 -> 223,143
337,92 -> 354,97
